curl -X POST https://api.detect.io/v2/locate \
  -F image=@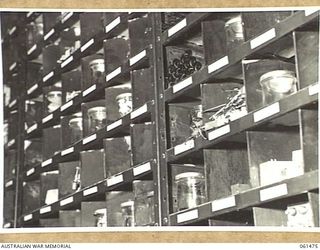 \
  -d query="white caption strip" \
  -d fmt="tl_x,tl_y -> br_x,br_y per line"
60,100 -> 73,111
62,12 -> 73,23
208,56 -> 229,74
26,168 -> 35,176
168,18 -> 187,37
61,56 -> 73,68
27,44 -> 37,55
107,119 -> 122,131
60,196 -> 74,206
253,102 -> 280,122
8,139 -> 15,147
106,67 -> 121,81
177,209 -> 198,223
173,77 -> 193,93
133,162 -> 152,176
83,186 -> 98,196
3,223 -> 11,228
5,180 -> 13,188
9,62 -> 17,71
44,29 -> 55,41
9,99 -> 17,108
250,28 -> 276,49
43,71 -> 54,82
42,114 -> 53,124
81,38 -> 94,52
9,26 -> 16,35
27,123 -> 38,134
26,12 -> 33,17
107,174 -> 123,187
130,103 -> 148,119
61,147 -> 74,156
174,139 -> 195,155
309,83 -> 319,96
24,214 -> 33,221
211,196 -> 236,212
41,158 -> 53,168
82,134 -> 97,145
208,124 -> 231,141
305,9 -> 318,16
260,183 -> 288,201
129,50 -> 146,66
82,84 -> 96,97
27,84 -> 38,95
40,206 -> 51,214
105,16 -> 121,33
